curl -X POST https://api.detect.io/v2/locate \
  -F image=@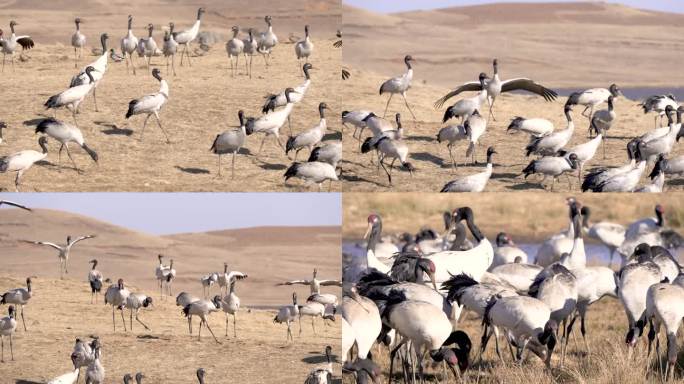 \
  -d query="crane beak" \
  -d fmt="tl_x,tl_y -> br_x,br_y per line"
429,272 -> 437,291
363,223 -> 372,240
